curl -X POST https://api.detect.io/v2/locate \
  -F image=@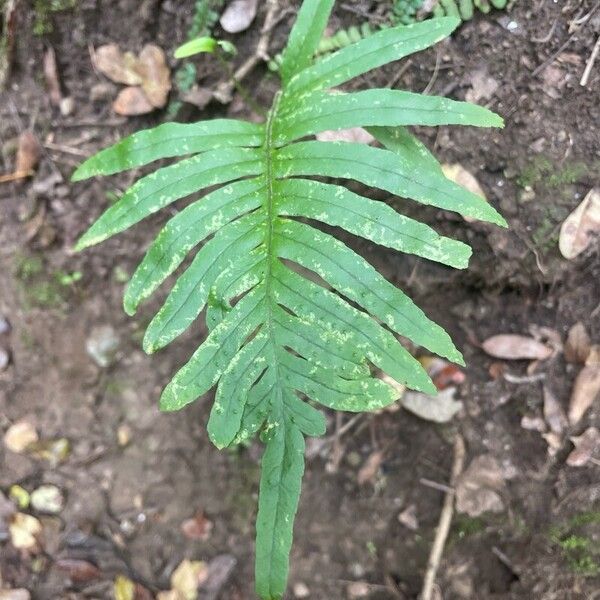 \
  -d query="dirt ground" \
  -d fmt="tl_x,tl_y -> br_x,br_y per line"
1,0 -> 599,599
